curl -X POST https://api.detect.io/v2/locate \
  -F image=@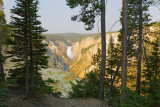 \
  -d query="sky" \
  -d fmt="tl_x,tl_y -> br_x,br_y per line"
3,0 -> 160,34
